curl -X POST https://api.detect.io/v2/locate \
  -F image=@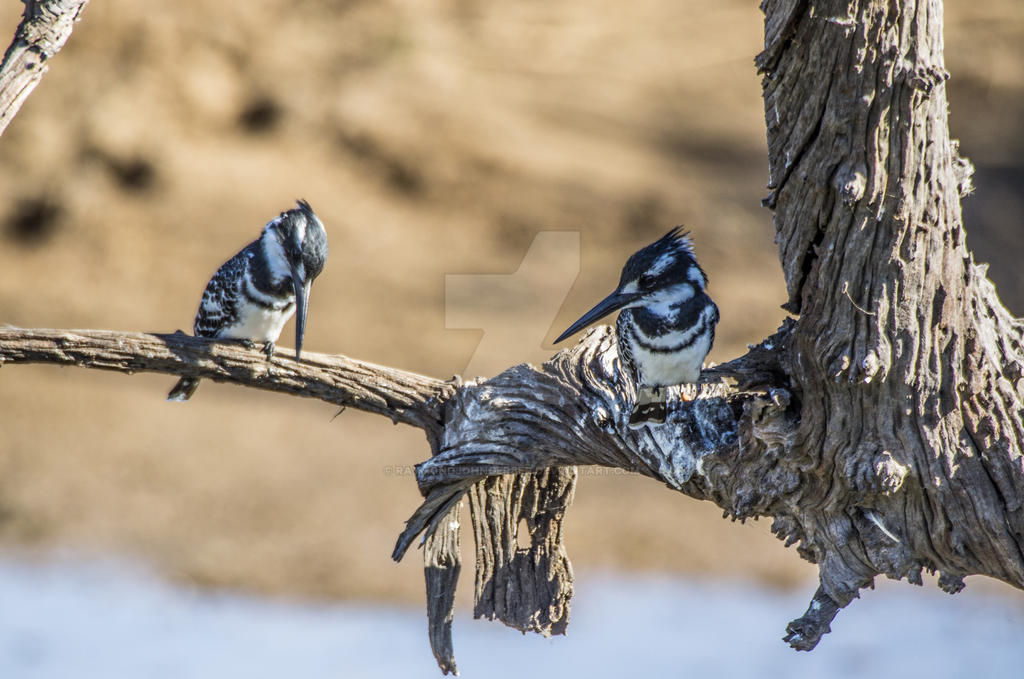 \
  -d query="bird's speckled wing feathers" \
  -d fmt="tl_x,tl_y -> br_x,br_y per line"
193,242 -> 256,338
